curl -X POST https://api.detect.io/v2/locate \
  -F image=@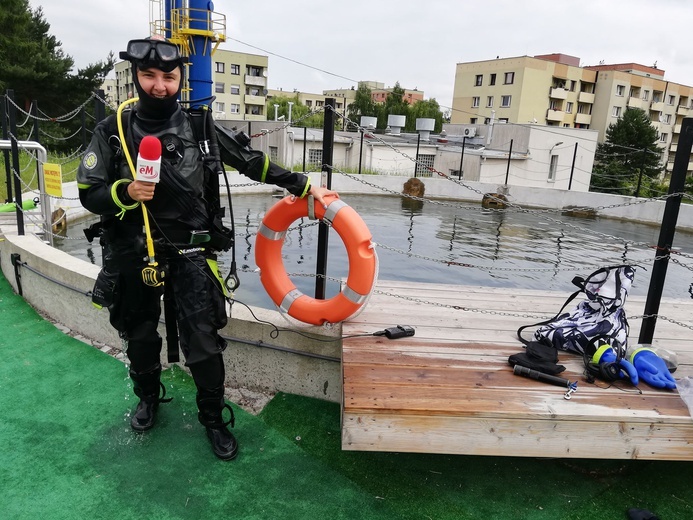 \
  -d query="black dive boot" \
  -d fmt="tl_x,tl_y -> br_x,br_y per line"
197,387 -> 238,460
129,365 -> 171,432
